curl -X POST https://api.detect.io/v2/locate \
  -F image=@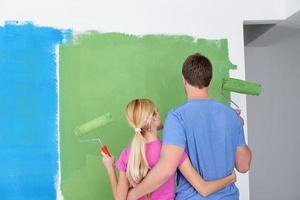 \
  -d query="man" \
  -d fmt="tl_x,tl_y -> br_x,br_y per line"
127,53 -> 252,200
